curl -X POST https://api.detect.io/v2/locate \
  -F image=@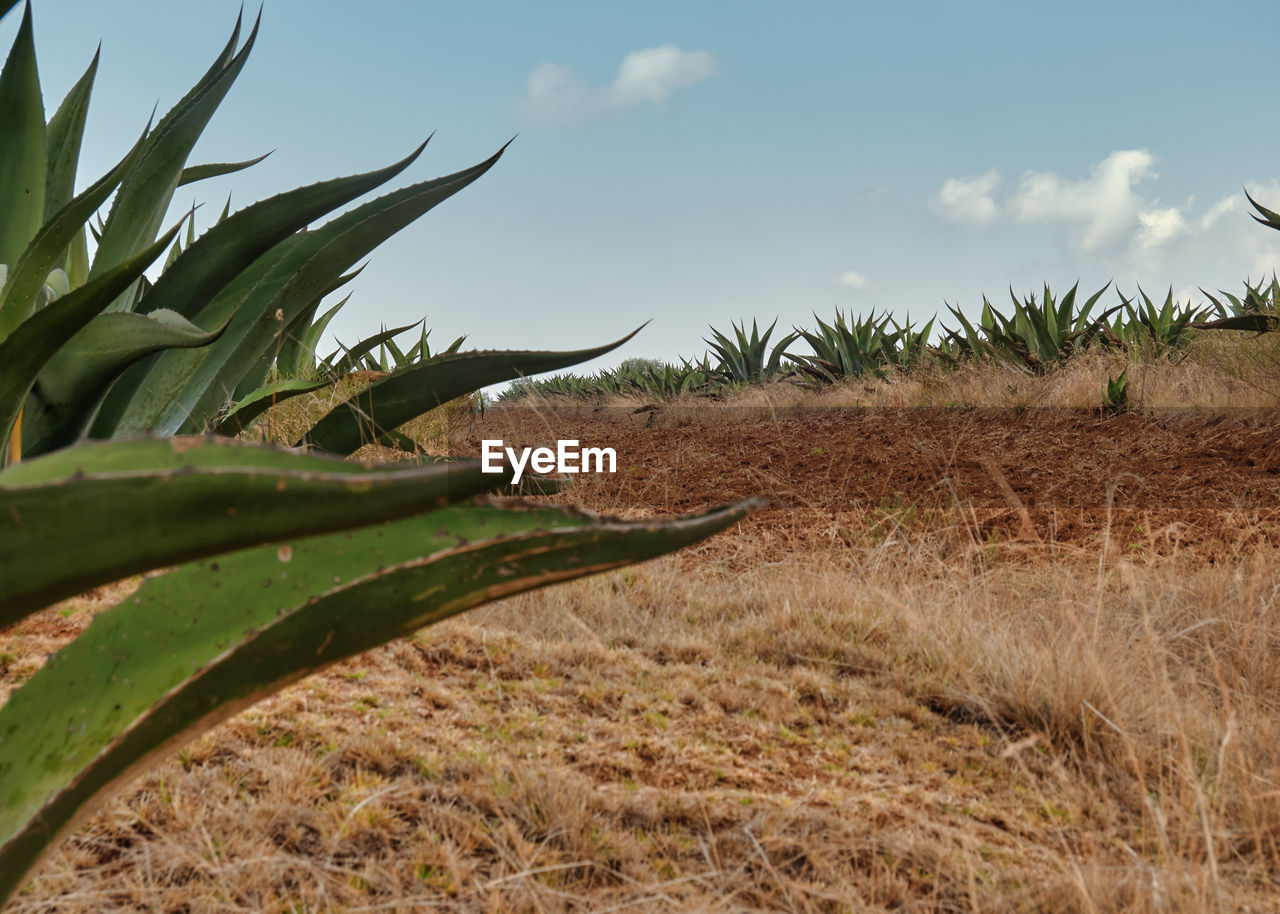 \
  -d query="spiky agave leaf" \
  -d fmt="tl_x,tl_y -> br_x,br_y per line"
0,492 -> 759,900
